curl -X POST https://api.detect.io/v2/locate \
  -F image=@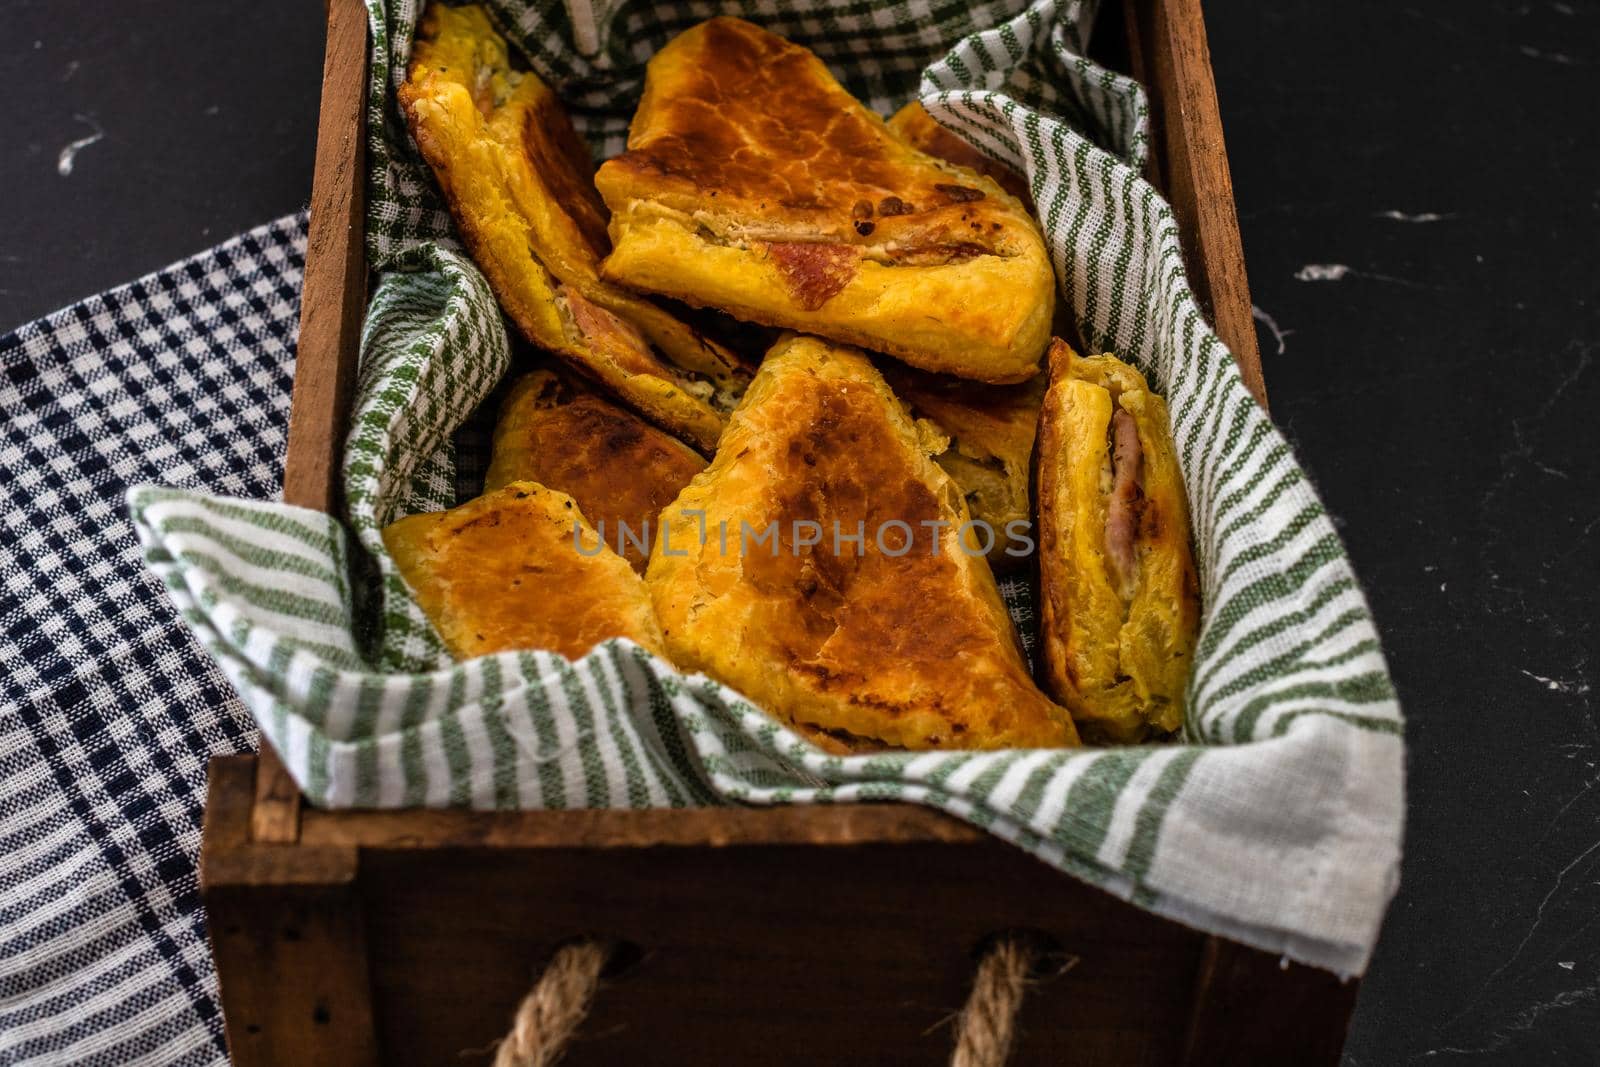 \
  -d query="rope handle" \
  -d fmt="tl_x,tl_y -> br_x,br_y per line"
951,932 -> 1077,1067
491,933 -> 1073,1067
492,940 -> 611,1067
